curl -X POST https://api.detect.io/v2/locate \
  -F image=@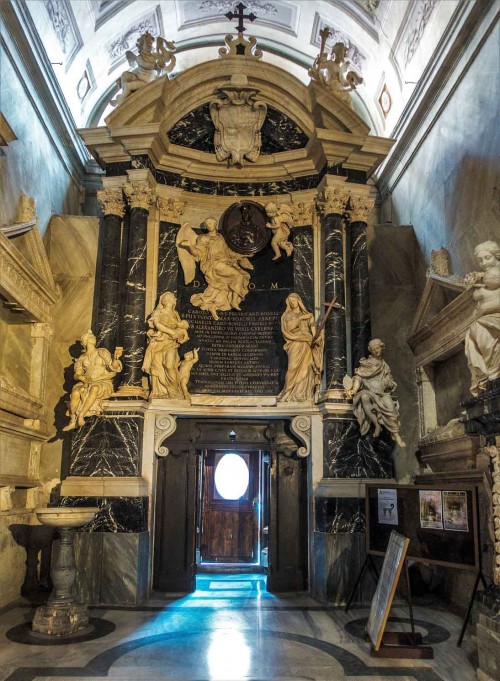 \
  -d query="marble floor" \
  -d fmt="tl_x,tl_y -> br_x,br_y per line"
0,573 -> 478,681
